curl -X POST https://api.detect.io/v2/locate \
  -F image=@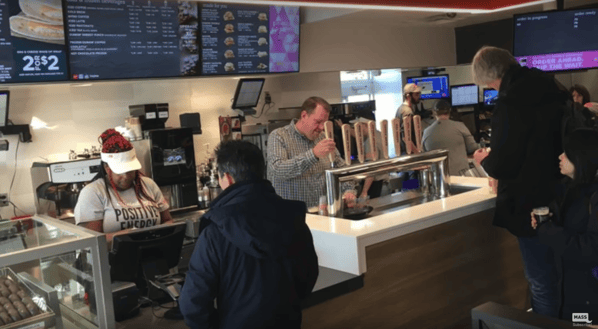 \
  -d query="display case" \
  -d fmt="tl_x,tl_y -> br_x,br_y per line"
0,215 -> 114,329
